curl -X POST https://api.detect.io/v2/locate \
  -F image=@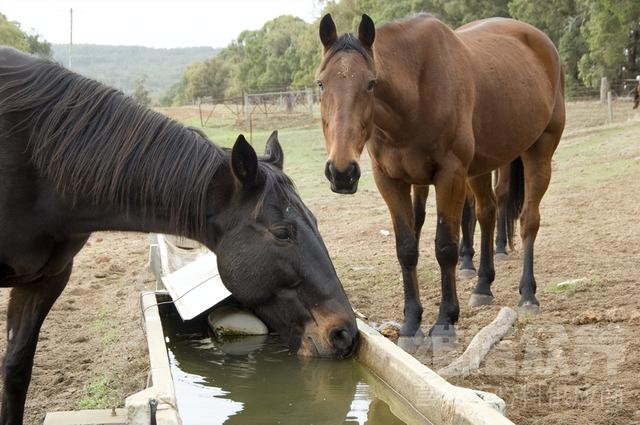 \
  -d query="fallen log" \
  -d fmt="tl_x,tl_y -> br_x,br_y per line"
438,306 -> 517,378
